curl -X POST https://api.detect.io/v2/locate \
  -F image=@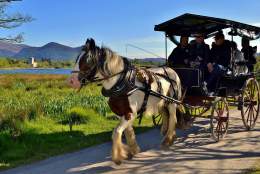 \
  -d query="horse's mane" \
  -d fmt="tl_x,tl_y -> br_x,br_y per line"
100,46 -> 124,75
